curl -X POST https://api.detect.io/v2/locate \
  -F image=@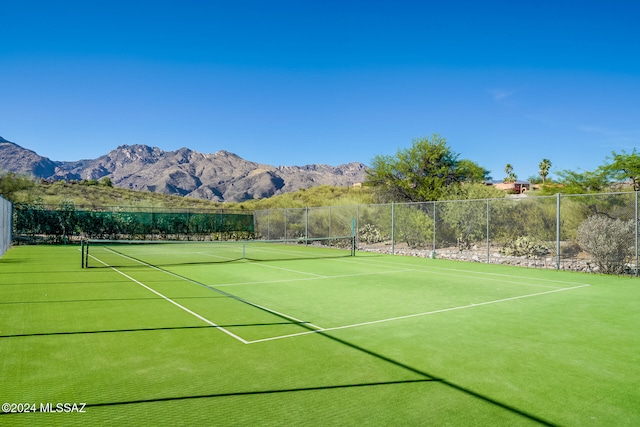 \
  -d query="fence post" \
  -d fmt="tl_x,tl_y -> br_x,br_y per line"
305,206 -> 309,243
391,202 -> 395,255
486,199 -> 490,263
556,193 -> 561,270
356,205 -> 360,249
635,191 -> 638,277
432,201 -> 437,256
